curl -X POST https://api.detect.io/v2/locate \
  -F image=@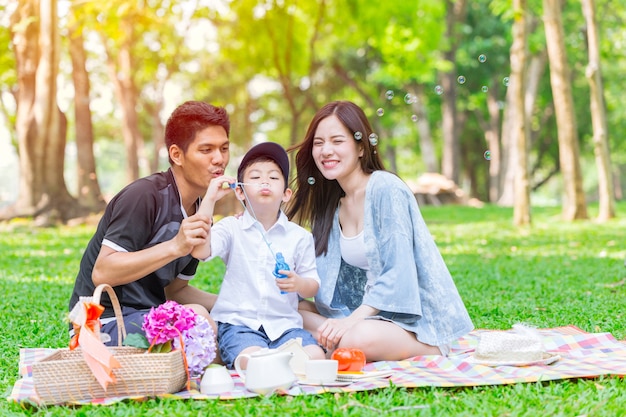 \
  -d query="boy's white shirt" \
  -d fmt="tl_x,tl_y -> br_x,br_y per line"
206,209 -> 320,341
